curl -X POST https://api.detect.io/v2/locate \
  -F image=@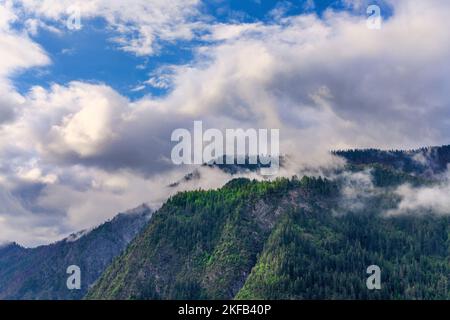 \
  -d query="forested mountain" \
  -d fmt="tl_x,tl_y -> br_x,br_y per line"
334,145 -> 450,176
0,205 -> 152,300
87,168 -> 450,300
